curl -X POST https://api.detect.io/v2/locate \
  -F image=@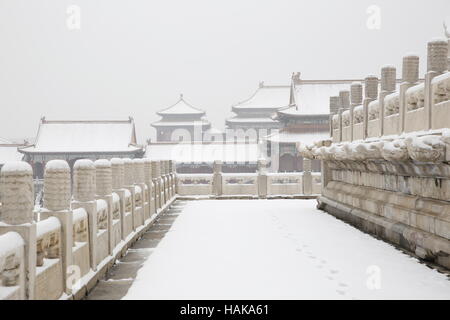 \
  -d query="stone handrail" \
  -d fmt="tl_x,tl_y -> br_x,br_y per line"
314,36 -> 450,271
0,158 -> 176,300
330,39 -> 449,142
177,160 -> 321,197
